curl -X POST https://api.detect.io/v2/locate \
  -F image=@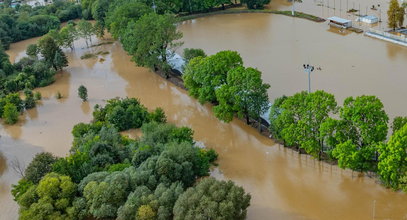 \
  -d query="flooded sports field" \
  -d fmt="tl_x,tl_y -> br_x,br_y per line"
1,5 -> 407,220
